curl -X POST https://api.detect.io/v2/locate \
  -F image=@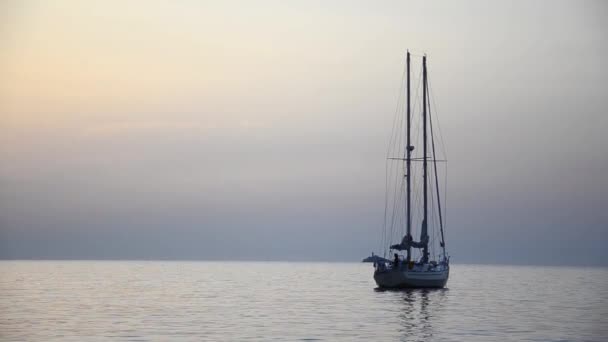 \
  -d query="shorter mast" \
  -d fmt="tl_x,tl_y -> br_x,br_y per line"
421,55 -> 429,263
406,50 -> 412,263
